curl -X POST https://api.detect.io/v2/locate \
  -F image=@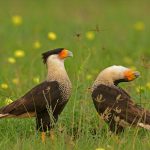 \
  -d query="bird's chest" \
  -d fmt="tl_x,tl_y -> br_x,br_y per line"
59,81 -> 72,101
